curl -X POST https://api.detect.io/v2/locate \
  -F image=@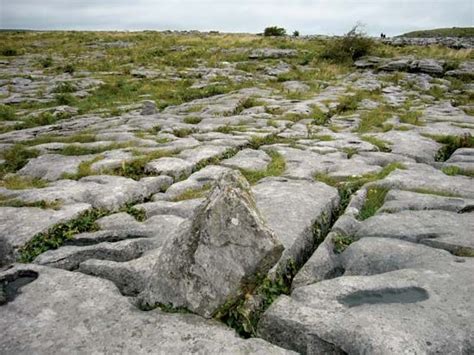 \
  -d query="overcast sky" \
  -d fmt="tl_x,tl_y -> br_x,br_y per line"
0,0 -> 472,36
